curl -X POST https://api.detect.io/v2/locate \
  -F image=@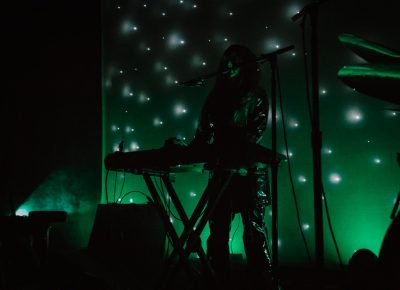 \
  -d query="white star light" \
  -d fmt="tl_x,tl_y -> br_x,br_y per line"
122,20 -> 137,34
289,119 -> 299,128
174,104 -> 187,115
153,118 -> 164,126
329,173 -> 341,184
346,108 -> 363,123
130,142 -> 140,151
111,125 -> 120,132
298,176 -> 307,183
125,126 -> 135,133
122,85 -> 132,97
167,33 -> 186,49
373,158 -> 381,164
